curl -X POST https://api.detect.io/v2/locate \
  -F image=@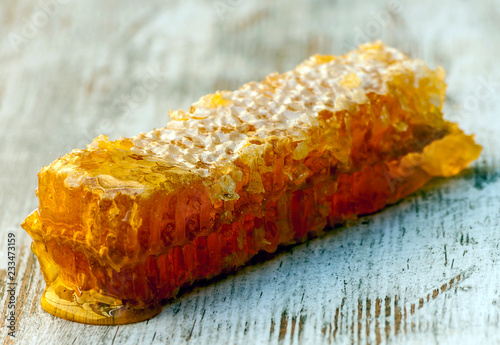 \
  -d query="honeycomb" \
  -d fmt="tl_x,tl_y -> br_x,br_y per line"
21,41 -> 481,324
